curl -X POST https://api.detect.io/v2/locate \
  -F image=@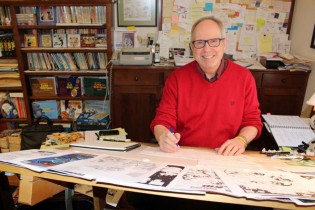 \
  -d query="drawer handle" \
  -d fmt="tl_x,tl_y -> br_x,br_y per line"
281,79 -> 287,84
134,76 -> 139,81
